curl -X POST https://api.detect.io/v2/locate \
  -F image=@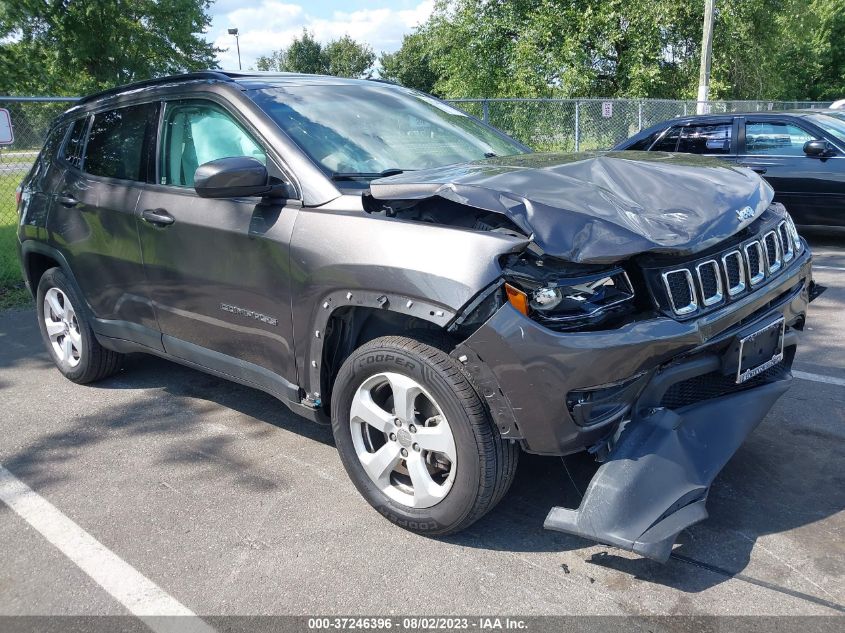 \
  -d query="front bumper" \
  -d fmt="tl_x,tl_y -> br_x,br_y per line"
454,247 -> 813,562
456,247 -> 812,455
